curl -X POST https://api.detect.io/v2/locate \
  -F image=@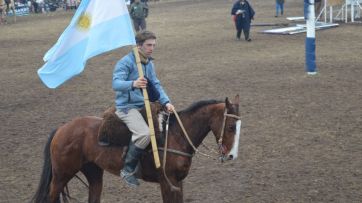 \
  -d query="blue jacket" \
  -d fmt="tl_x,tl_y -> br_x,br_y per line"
112,52 -> 170,110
